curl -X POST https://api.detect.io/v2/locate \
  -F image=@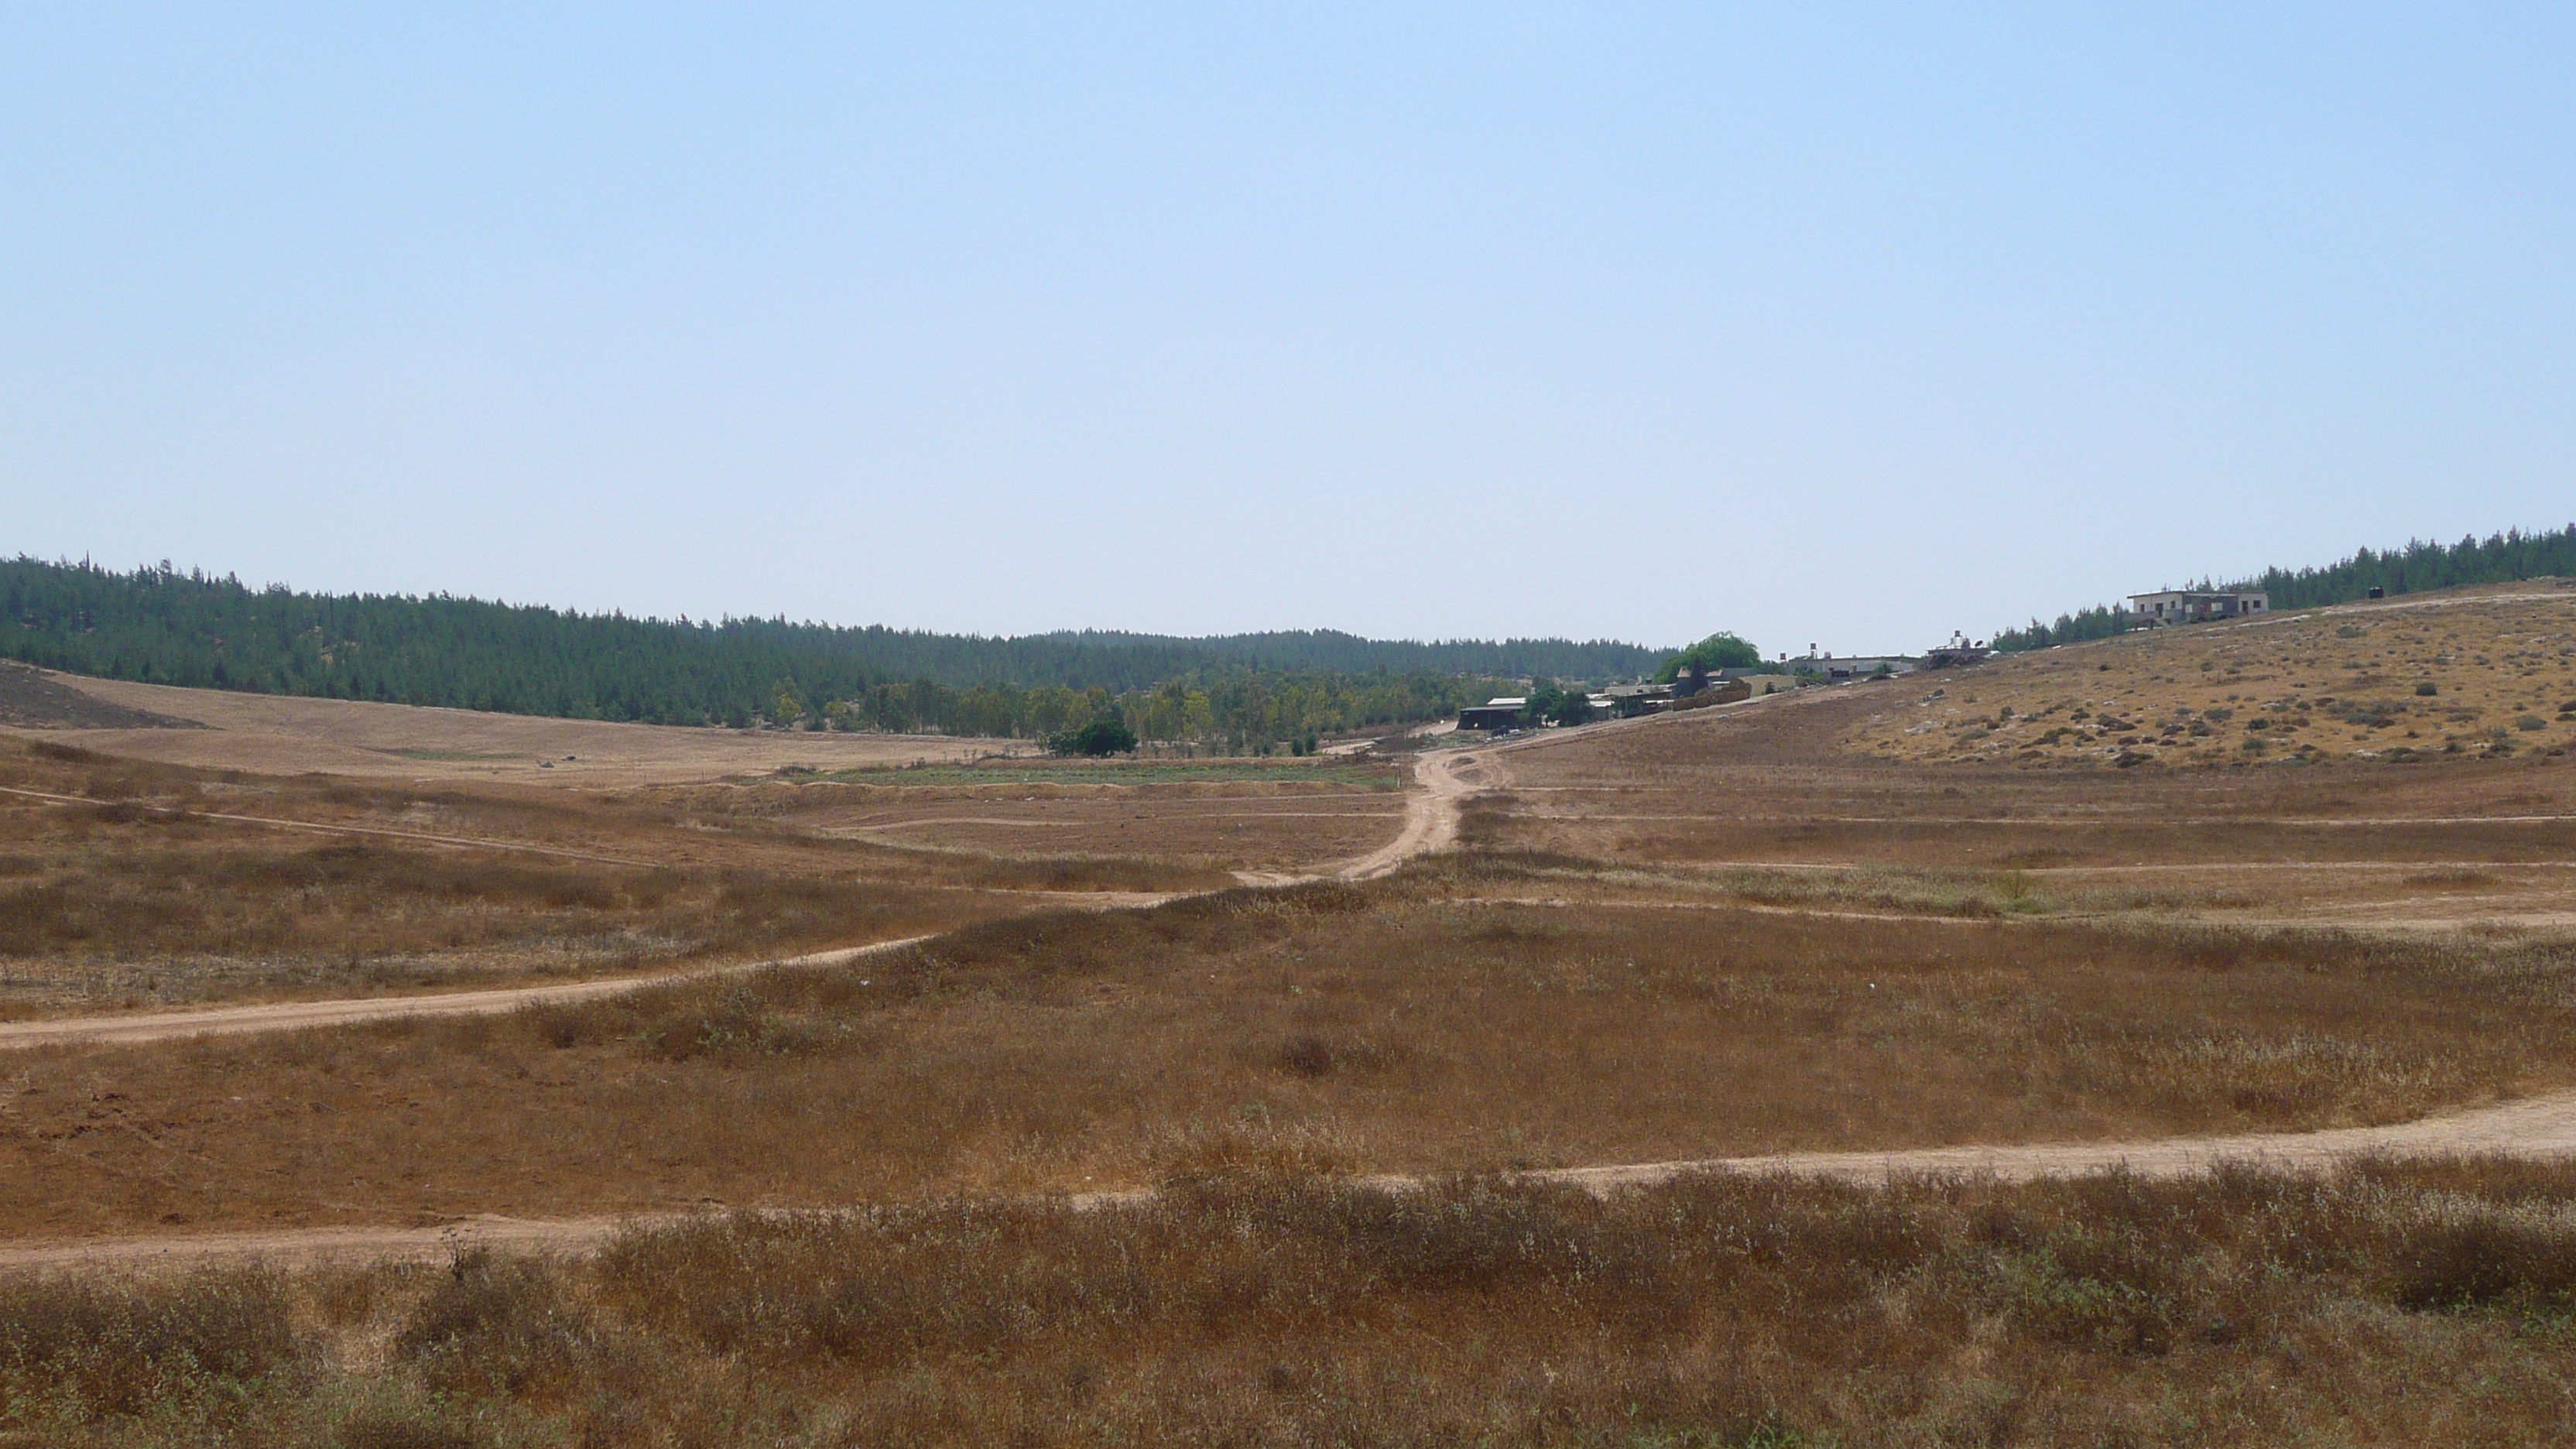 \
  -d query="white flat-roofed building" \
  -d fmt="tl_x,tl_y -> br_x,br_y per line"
2126,590 -> 2269,625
